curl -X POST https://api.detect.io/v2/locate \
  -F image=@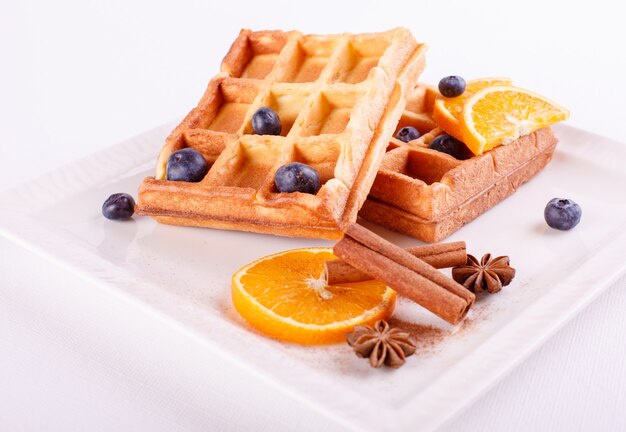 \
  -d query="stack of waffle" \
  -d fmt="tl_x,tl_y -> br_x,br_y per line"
137,28 -> 558,242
